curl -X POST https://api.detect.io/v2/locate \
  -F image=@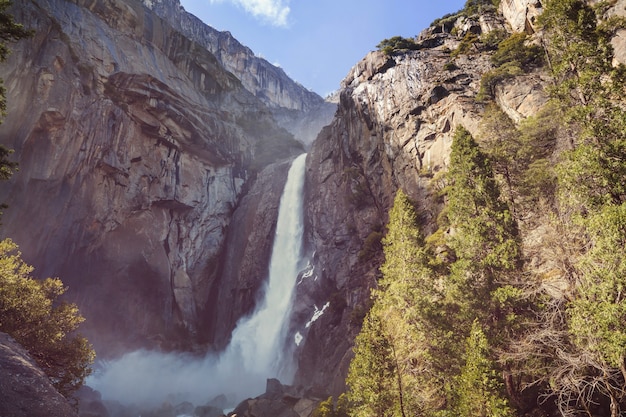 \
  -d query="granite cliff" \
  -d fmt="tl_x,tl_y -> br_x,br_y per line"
0,0 -> 325,355
0,332 -> 78,417
141,0 -> 337,146
2,0 -> 625,414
